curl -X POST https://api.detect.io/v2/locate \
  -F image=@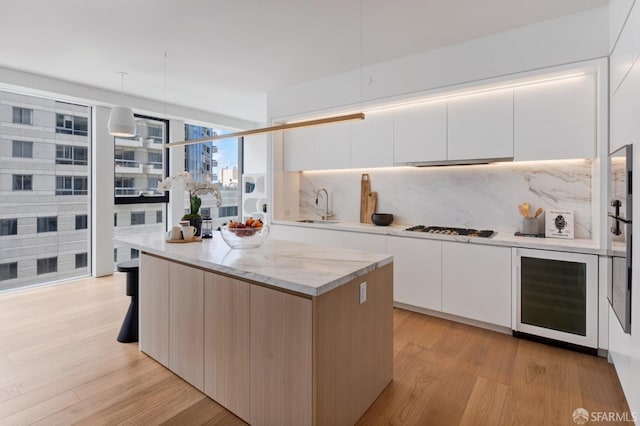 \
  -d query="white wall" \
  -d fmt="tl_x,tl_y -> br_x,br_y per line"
608,0 -> 640,417
267,6 -> 609,121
